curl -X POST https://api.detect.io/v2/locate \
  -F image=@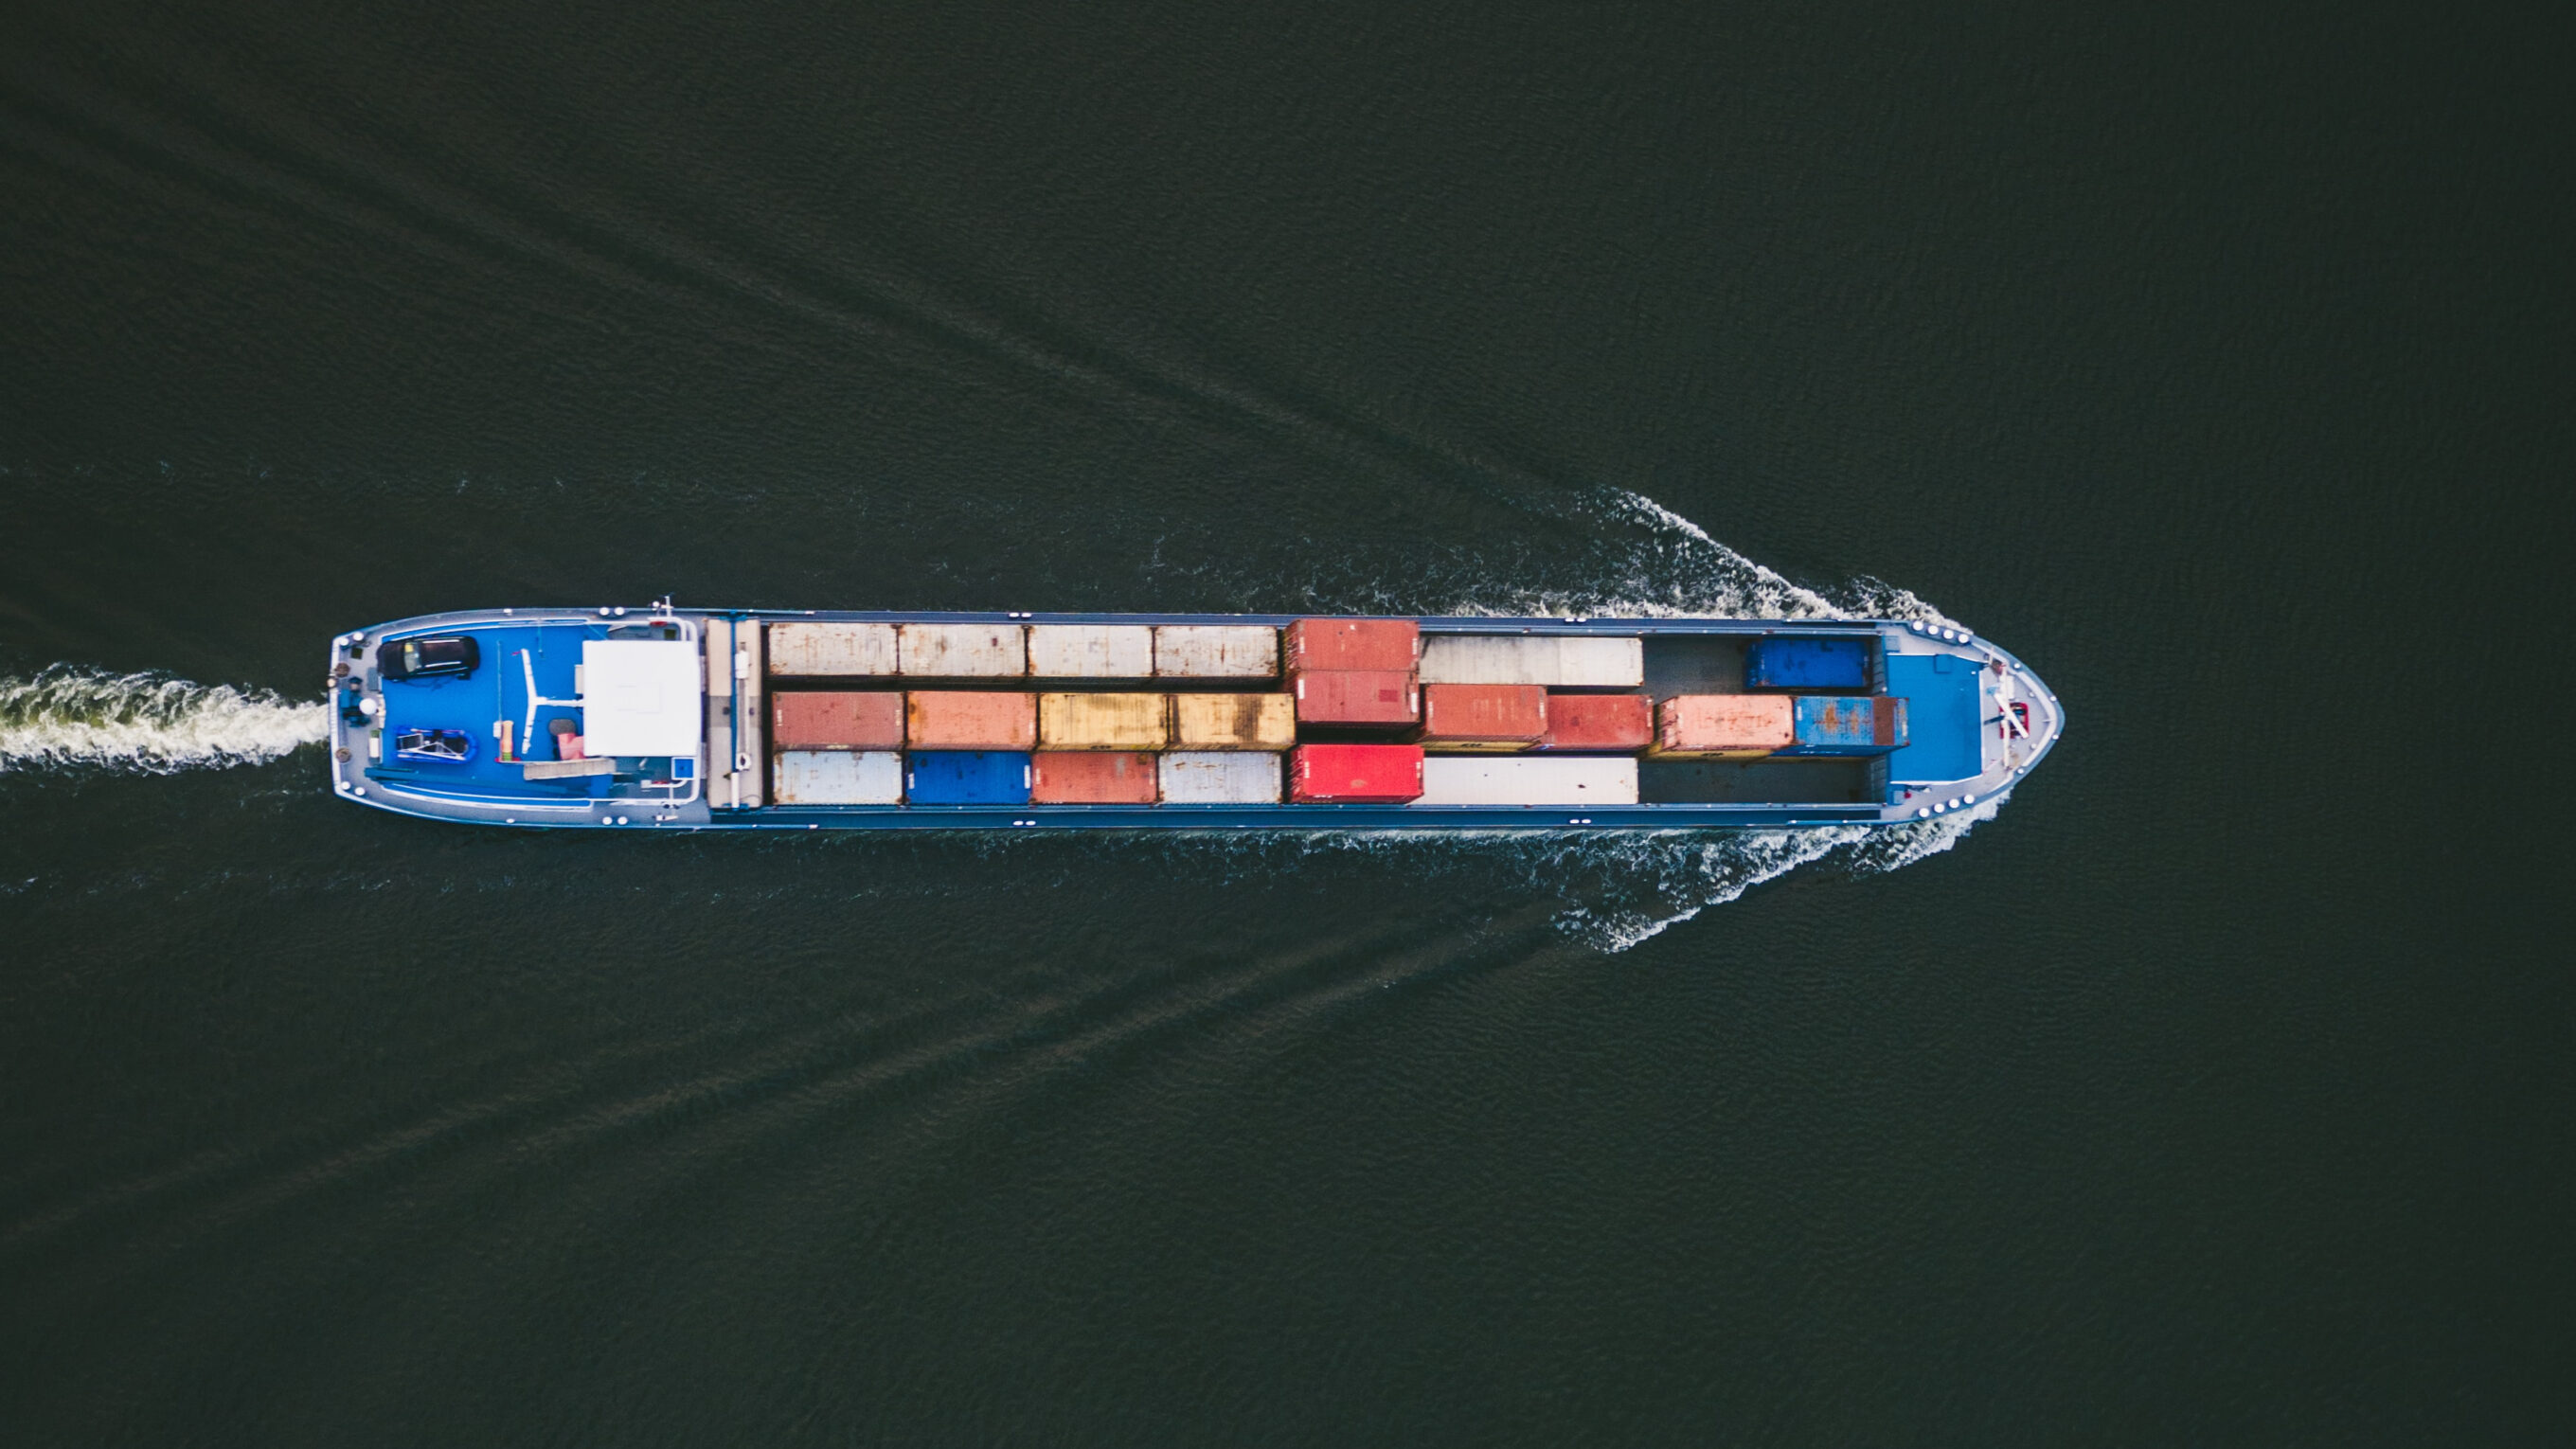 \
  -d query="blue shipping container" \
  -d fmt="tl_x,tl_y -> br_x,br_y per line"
904,751 -> 1033,805
1744,637 -> 1871,690
1776,695 -> 1910,756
